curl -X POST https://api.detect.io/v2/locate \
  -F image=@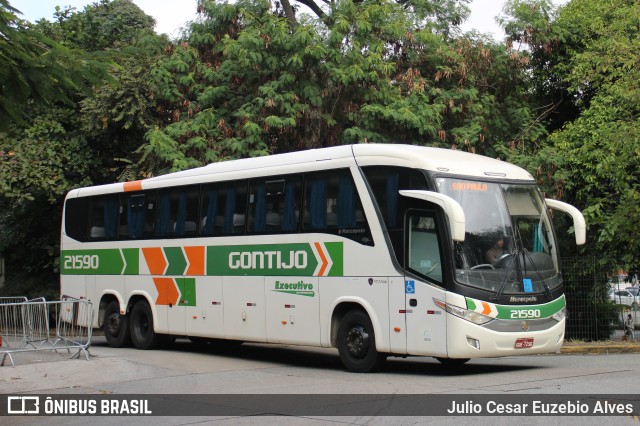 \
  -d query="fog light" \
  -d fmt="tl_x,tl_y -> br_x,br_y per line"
466,337 -> 480,350
552,307 -> 566,322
